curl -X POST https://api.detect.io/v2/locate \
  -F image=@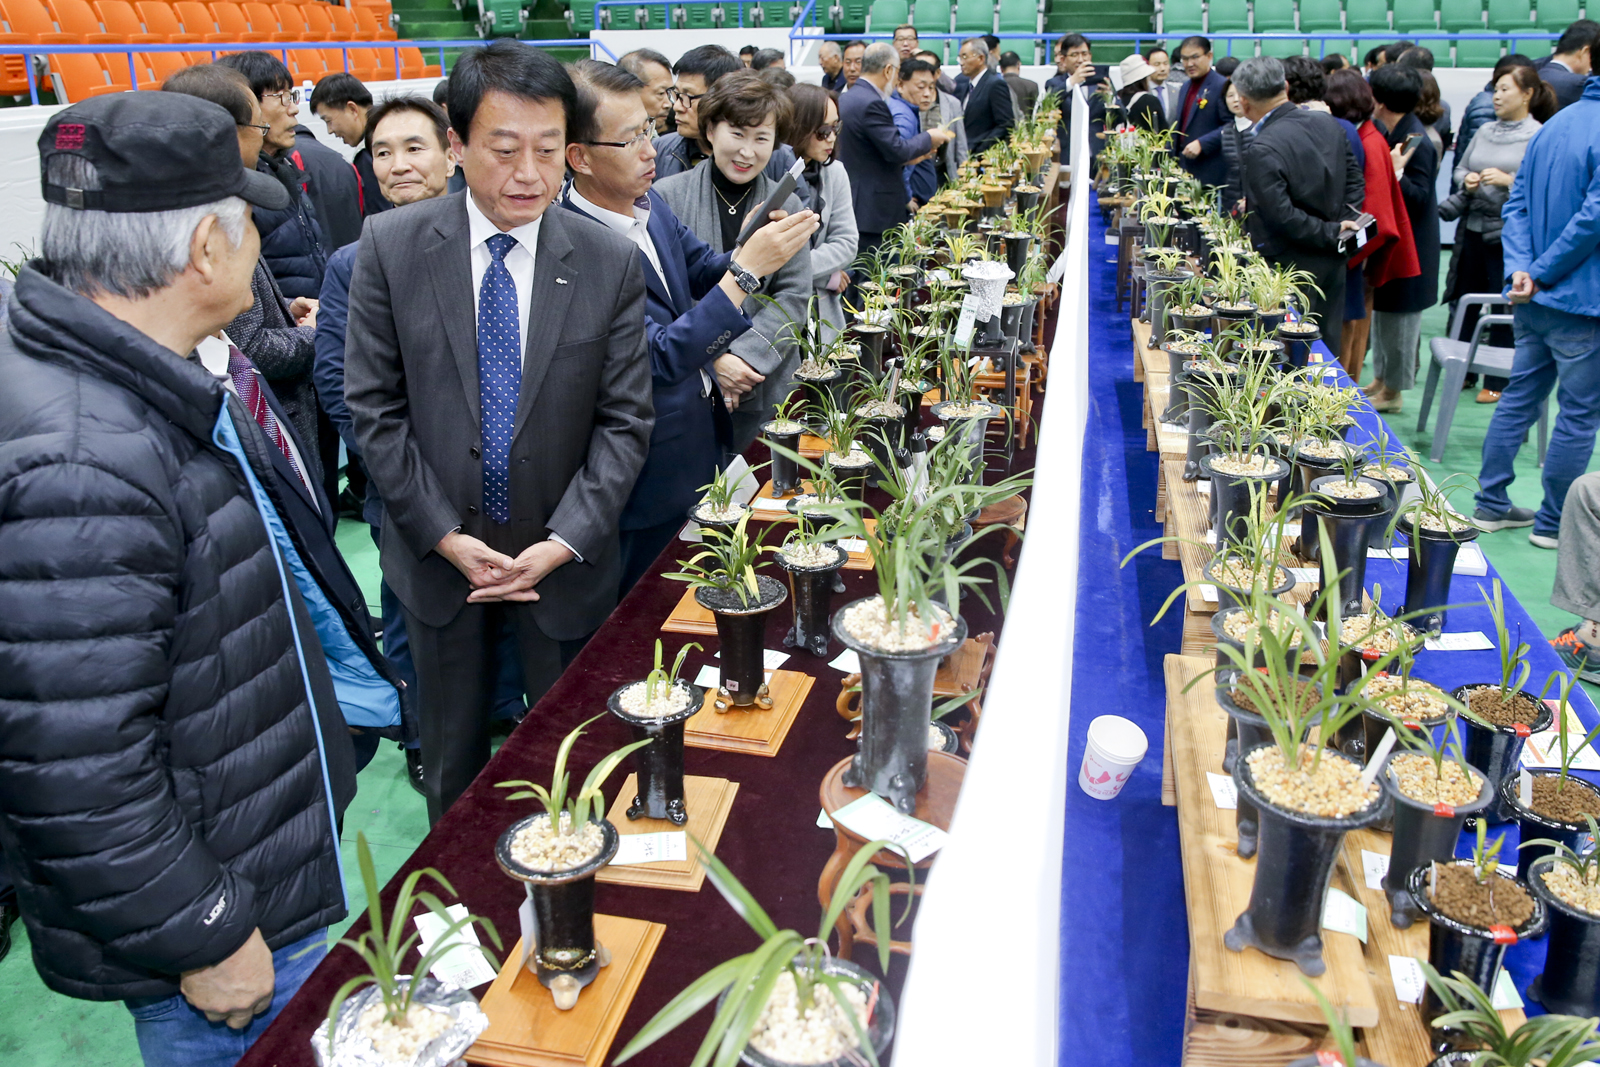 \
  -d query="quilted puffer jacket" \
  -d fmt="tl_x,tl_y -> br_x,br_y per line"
254,151 -> 329,300
0,264 -> 354,1001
